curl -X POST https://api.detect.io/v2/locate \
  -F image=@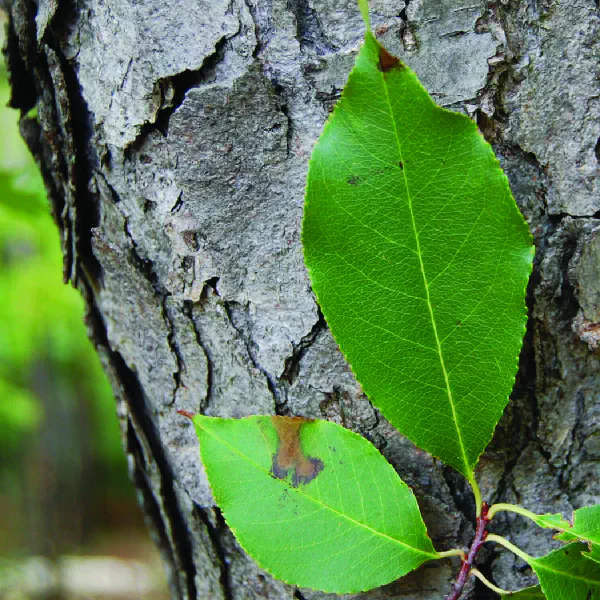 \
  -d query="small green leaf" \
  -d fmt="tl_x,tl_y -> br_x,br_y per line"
555,505 -> 600,545
528,543 -> 600,600
508,586 -> 547,599
302,15 -> 533,480
190,414 -> 439,593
